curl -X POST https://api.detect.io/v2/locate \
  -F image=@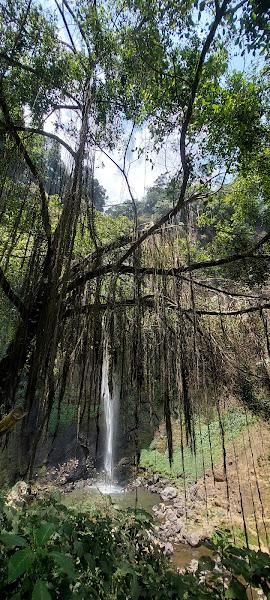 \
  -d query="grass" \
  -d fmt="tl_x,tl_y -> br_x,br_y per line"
140,407 -> 256,484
